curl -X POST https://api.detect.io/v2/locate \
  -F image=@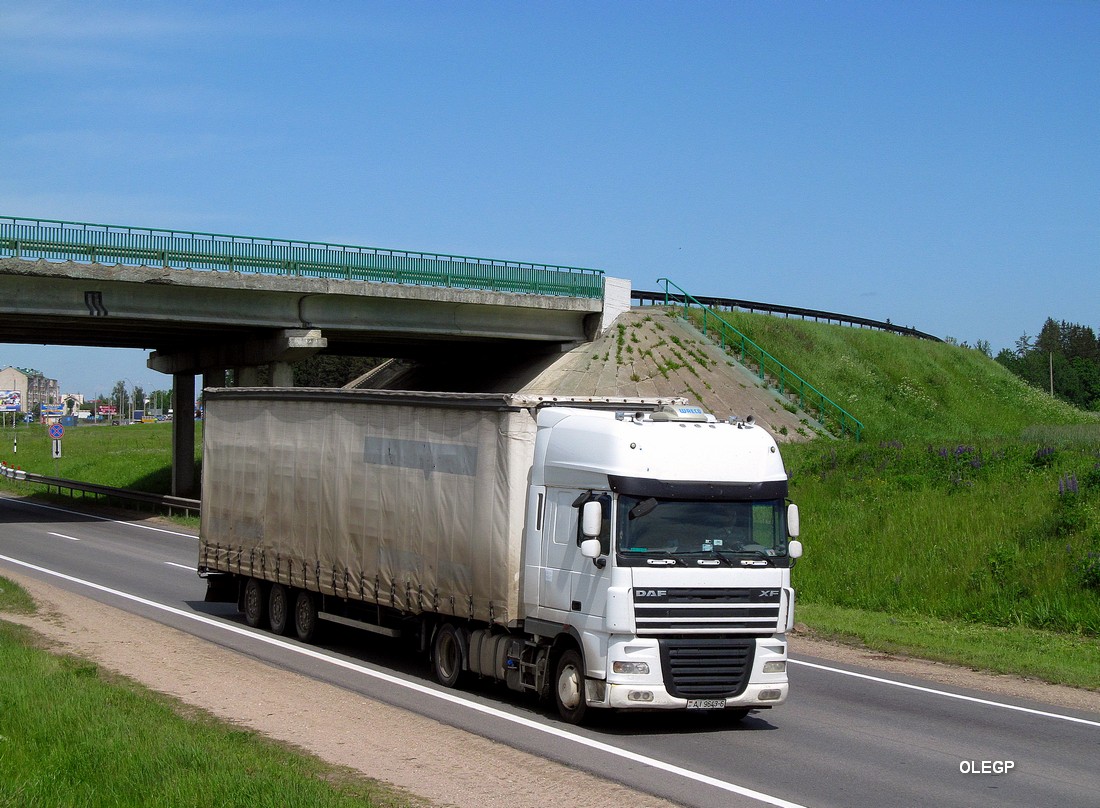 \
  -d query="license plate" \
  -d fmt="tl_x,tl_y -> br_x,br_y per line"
687,699 -> 726,710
